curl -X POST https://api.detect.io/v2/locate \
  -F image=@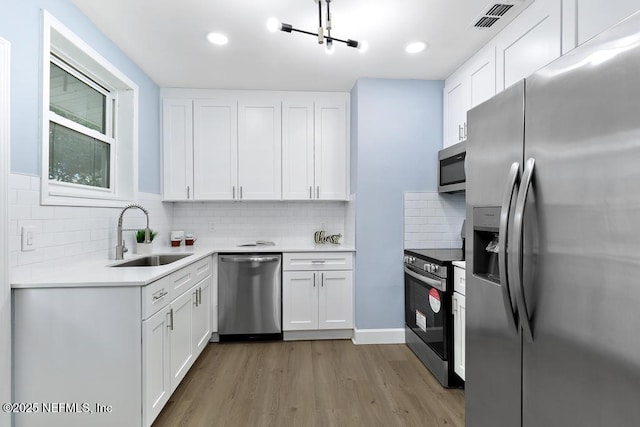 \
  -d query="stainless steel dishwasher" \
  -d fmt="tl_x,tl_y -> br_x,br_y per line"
218,253 -> 282,339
